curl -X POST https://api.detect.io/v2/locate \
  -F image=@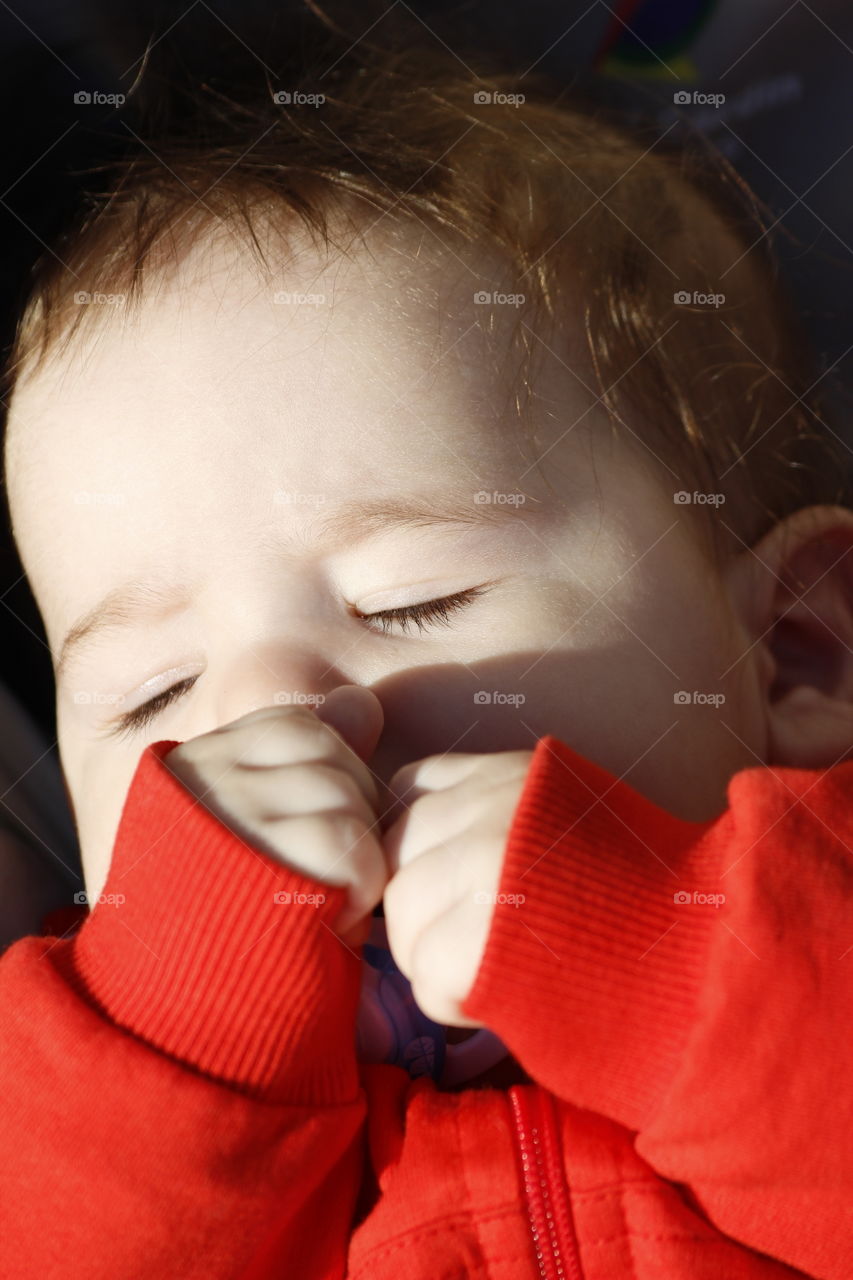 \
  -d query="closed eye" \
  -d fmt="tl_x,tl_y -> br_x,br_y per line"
103,675 -> 198,741
356,583 -> 489,636
102,584 -> 490,740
